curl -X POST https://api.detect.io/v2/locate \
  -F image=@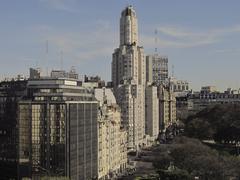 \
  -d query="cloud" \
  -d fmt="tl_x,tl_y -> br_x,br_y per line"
34,20 -> 117,63
215,48 -> 240,54
33,22 -> 240,63
39,0 -> 79,13
142,25 -> 240,48
157,25 -> 240,38
141,34 -> 216,49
